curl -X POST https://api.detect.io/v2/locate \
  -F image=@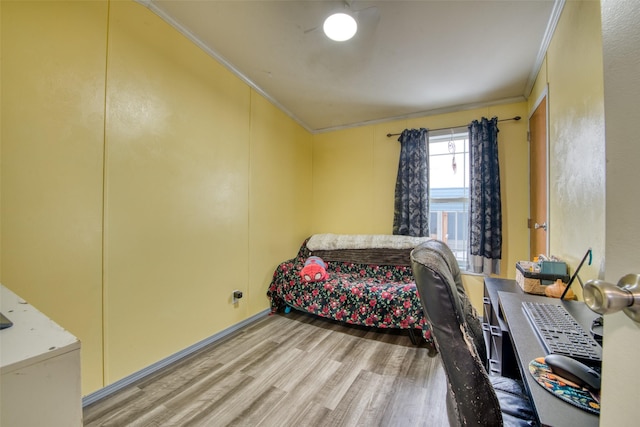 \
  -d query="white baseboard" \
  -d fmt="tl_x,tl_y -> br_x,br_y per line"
82,309 -> 271,407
